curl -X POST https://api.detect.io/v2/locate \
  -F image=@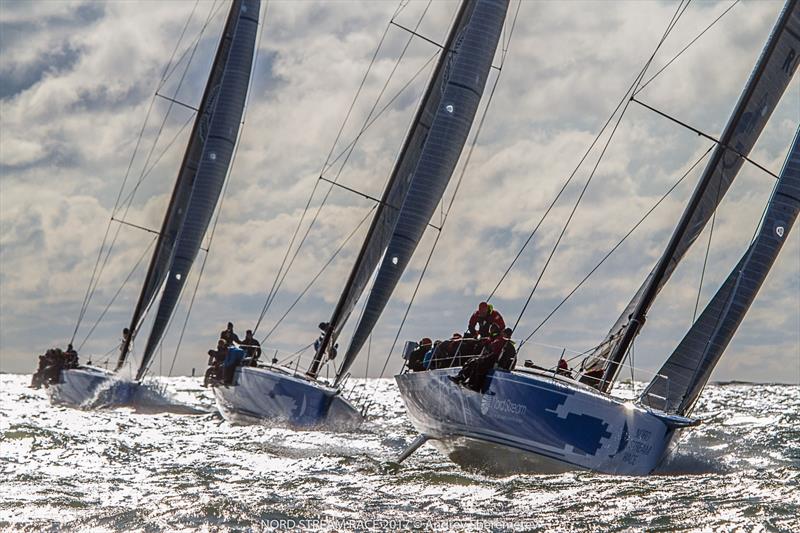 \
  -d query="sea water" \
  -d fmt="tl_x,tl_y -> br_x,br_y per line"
1,375 -> 798,532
